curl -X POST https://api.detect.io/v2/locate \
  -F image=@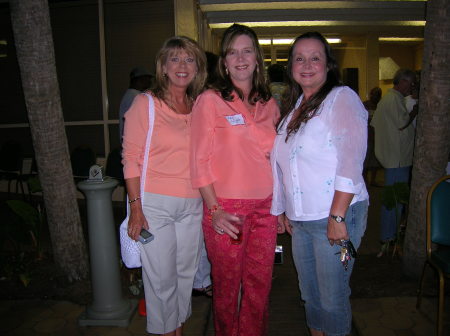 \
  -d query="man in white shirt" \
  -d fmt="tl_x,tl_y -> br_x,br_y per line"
371,69 -> 416,244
